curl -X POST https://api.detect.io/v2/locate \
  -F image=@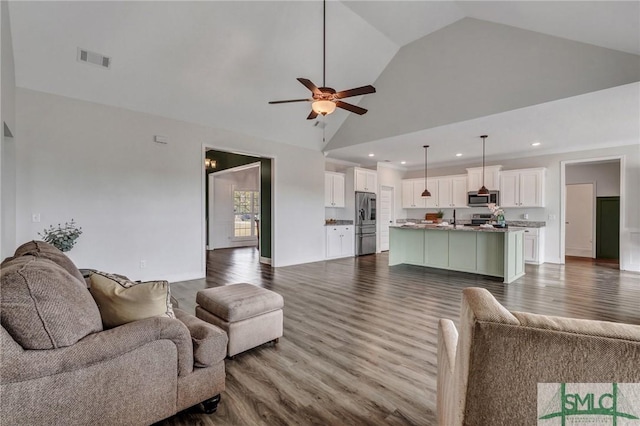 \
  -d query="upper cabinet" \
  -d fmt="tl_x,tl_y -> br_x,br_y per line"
325,172 -> 345,208
401,175 -> 466,208
355,168 -> 377,193
438,175 -> 468,208
467,165 -> 502,192
402,179 -> 426,208
500,168 -> 545,207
